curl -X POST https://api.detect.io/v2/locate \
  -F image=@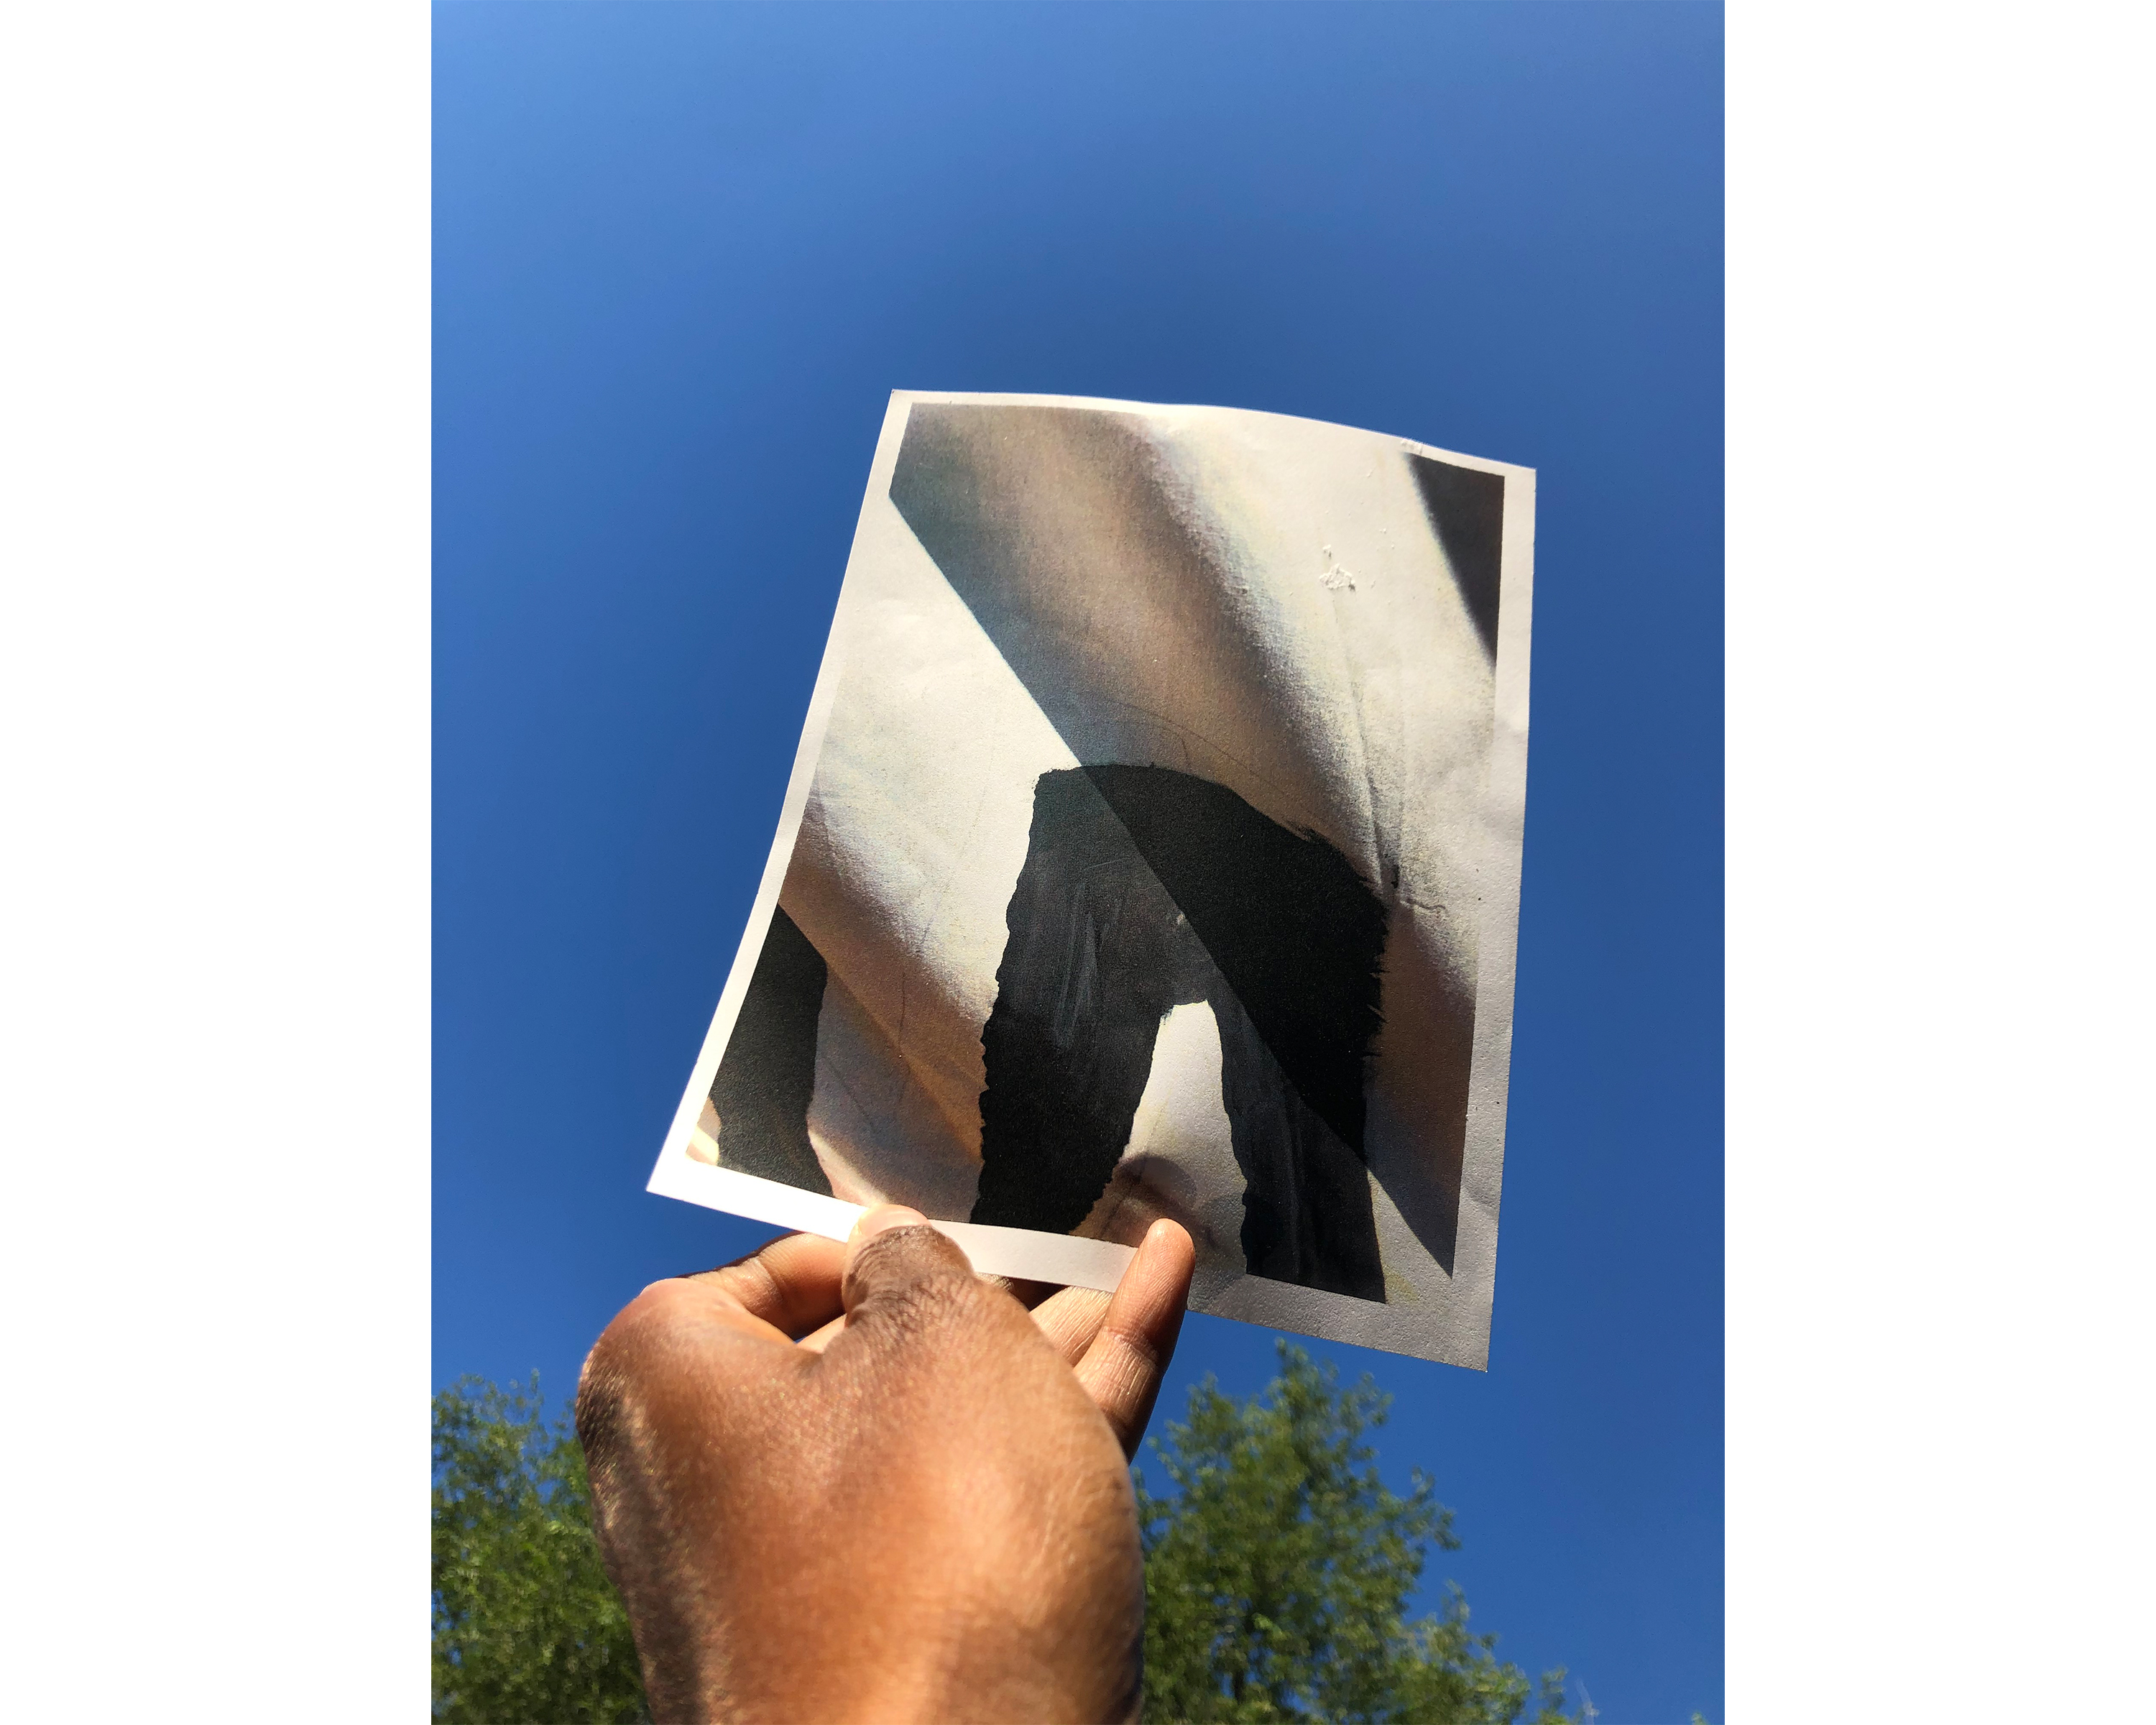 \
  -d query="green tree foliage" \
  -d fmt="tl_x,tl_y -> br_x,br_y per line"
431,1353 -> 1595,1724
1136,1343 -> 1577,1725
432,1375 -> 648,1723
